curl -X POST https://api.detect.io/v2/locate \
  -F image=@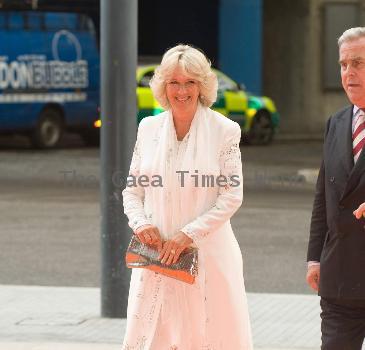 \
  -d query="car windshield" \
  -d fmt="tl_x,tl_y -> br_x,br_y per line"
217,73 -> 238,92
139,70 -> 154,87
